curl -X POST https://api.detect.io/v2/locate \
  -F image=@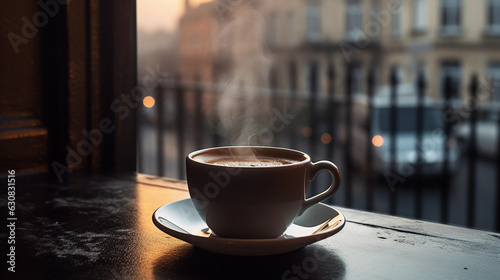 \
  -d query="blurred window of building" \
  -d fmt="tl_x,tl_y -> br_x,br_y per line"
269,12 -> 278,48
346,0 -> 362,41
392,65 -> 405,83
289,61 -> 298,91
287,12 -> 296,47
307,3 -> 321,42
487,0 -> 500,35
440,0 -> 462,36
350,63 -> 363,95
440,61 -> 462,99
371,2 -> 381,40
412,0 -> 427,33
306,62 -> 319,95
393,1 -> 402,39
269,67 -> 279,90
414,62 -> 427,84
487,62 -> 500,101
